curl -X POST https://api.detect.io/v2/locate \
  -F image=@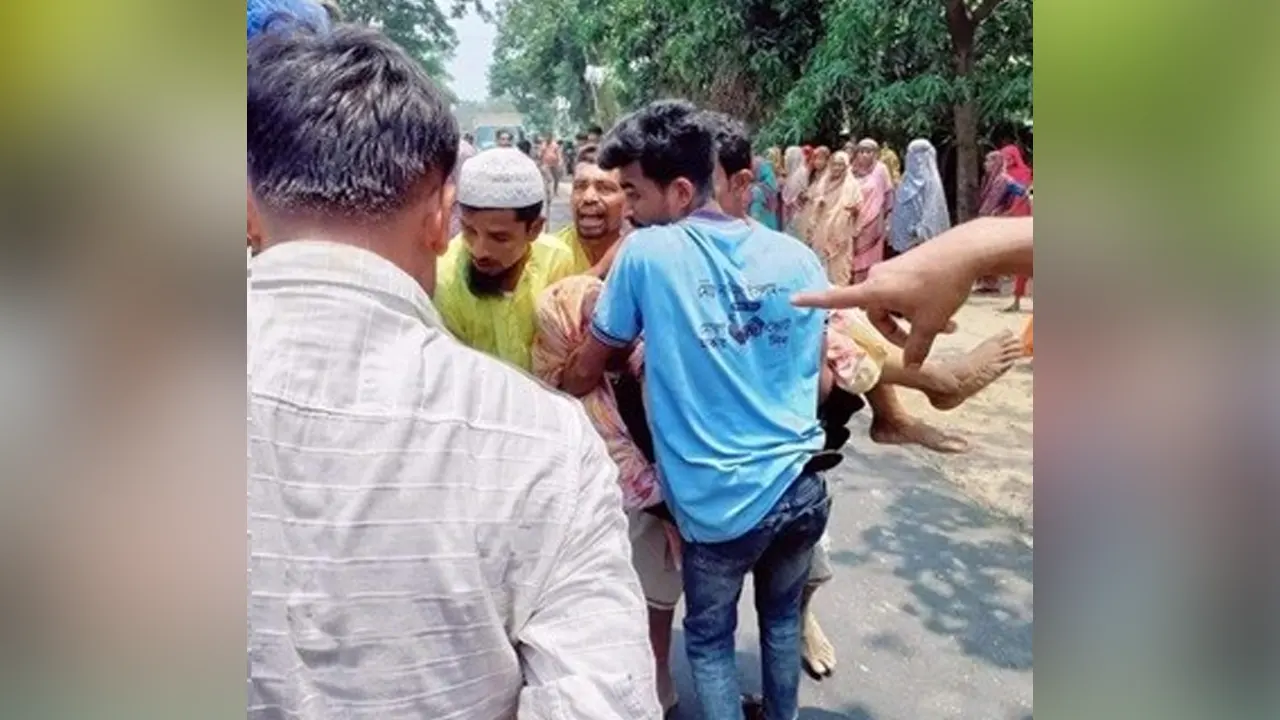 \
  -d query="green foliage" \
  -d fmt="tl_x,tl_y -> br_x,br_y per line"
758,0 -> 1031,148
489,0 -> 596,132
340,0 -> 490,85
488,0 -> 1031,151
